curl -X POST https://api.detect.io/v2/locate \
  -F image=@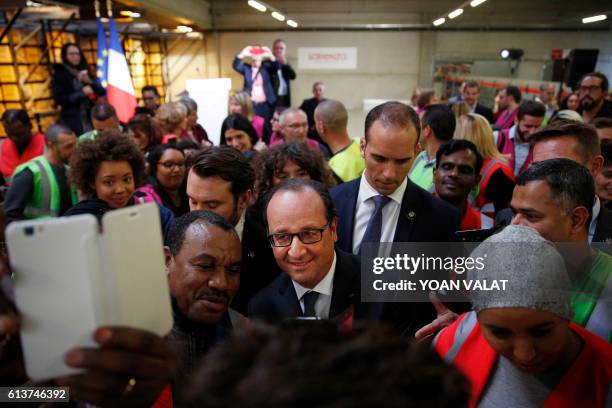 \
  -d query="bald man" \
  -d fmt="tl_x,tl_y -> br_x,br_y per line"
315,99 -> 364,182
